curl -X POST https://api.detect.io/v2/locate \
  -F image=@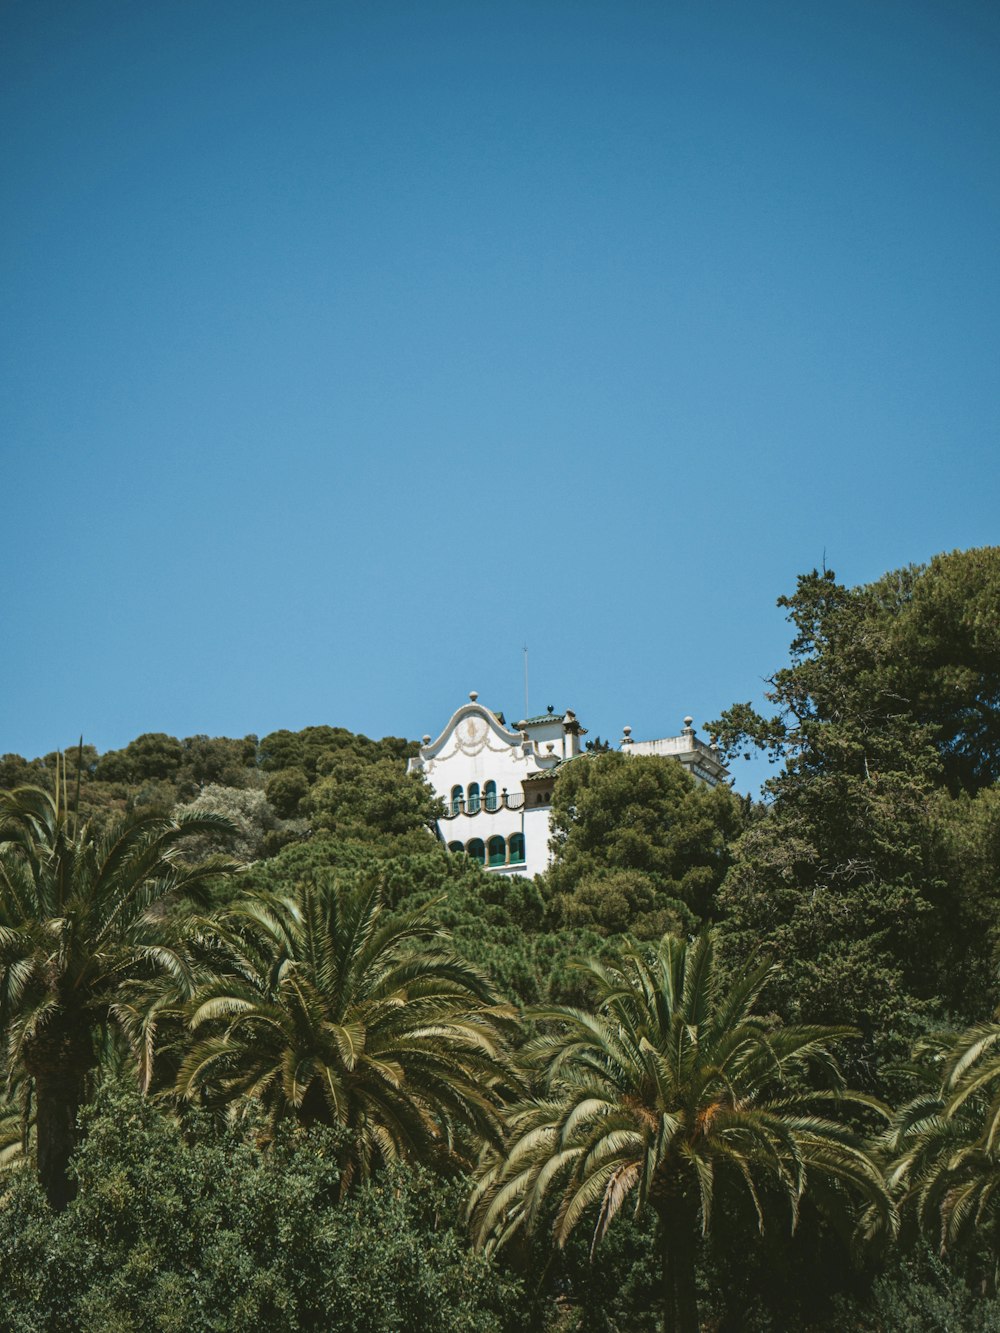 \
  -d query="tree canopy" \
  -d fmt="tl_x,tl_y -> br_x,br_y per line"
544,751 -> 743,933
0,785 -> 238,1207
710,548 -> 1000,796
472,932 -> 891,1333
177,875 -> 514,1188
709,550 -> 1000,1092
2,546 -> 999,1328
